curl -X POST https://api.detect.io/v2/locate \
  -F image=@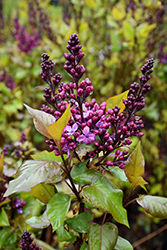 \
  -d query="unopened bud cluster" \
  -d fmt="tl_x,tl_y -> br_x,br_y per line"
13,0 -> 54,54
40,34 -> 154,168
20,230 -> 41,250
